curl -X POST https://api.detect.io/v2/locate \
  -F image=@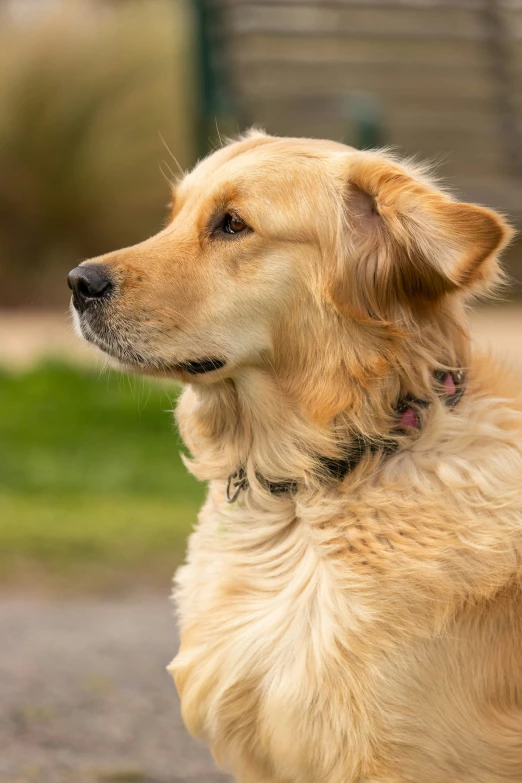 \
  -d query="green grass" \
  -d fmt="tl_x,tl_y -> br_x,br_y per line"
0,362 -> 204,588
